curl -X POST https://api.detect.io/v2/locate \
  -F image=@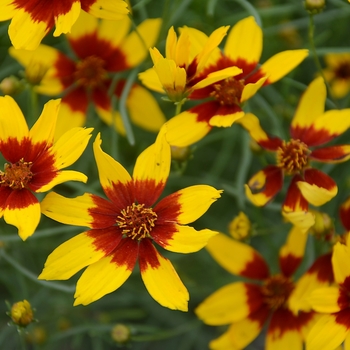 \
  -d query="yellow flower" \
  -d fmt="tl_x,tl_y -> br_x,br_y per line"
0,0 -> 129,50
228,211 -> 251,240
323,53 -> 350,98
0,96 -> 92,240
10,12 -> 165,139
196,227 -> 315,349
39,127 -> 221,310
